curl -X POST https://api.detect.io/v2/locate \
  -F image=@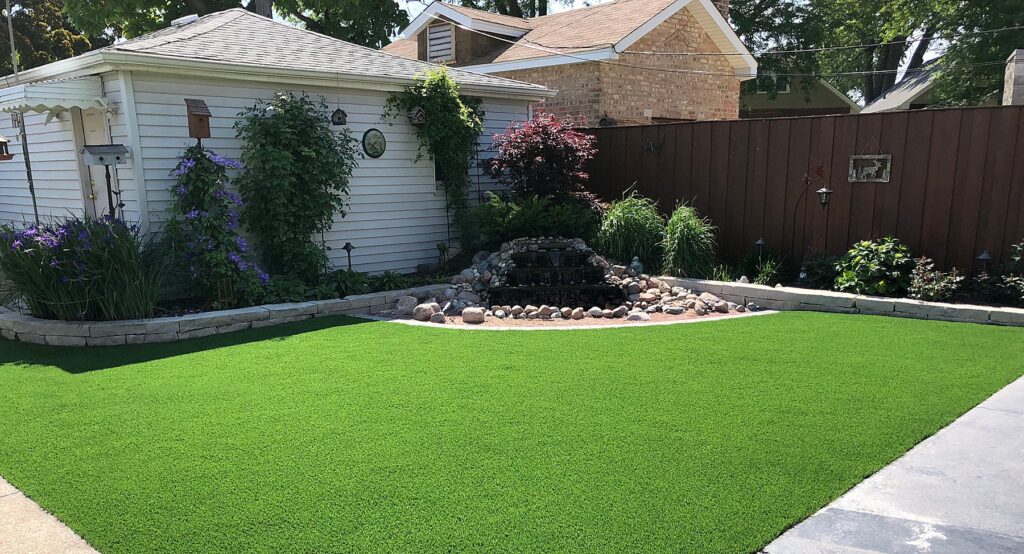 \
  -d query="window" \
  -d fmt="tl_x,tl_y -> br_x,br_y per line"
756,75 -> 791,94
427,24 -> 455,63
